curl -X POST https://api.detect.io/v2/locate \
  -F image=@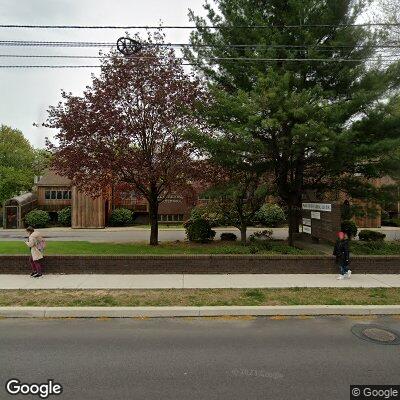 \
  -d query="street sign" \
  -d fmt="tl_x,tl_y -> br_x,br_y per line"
311,211 -> 321,219
301,202 -> 341,242
302,218 -> 311,226
302,203 -> 332,212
